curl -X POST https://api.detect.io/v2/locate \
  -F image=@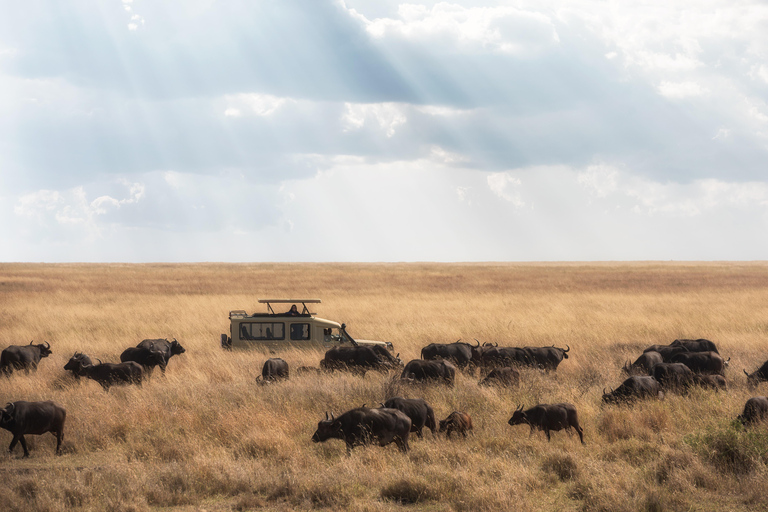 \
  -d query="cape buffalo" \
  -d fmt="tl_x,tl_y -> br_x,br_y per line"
136,338 -> 186,373
320,346 -> 398,375
623,351 -> 663,375
421,340 -> 474,369
738,396 -> 768,425
400,359 -> 456,385
652,362 -> 695,389
0,341 -> 52,375
63,352 -> 93,379
64,355 -> 143,391
508,403 -> 585,444
259,357 -> 289,383
479,346 -> 528,368
670,338 -> 719,354
381,397 -> 436,438
120,346 -> 166,374
0,401 -> 66,457
744,360 -> 768,389
670,351 -> 727,375
439,411 -> 473,438
524,345 -> 570,371
692,374 -> 727,391
602,376 -> 664,404
311,407 -> 411,454
479,367 -> 520,387
643,344 -> 689,362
